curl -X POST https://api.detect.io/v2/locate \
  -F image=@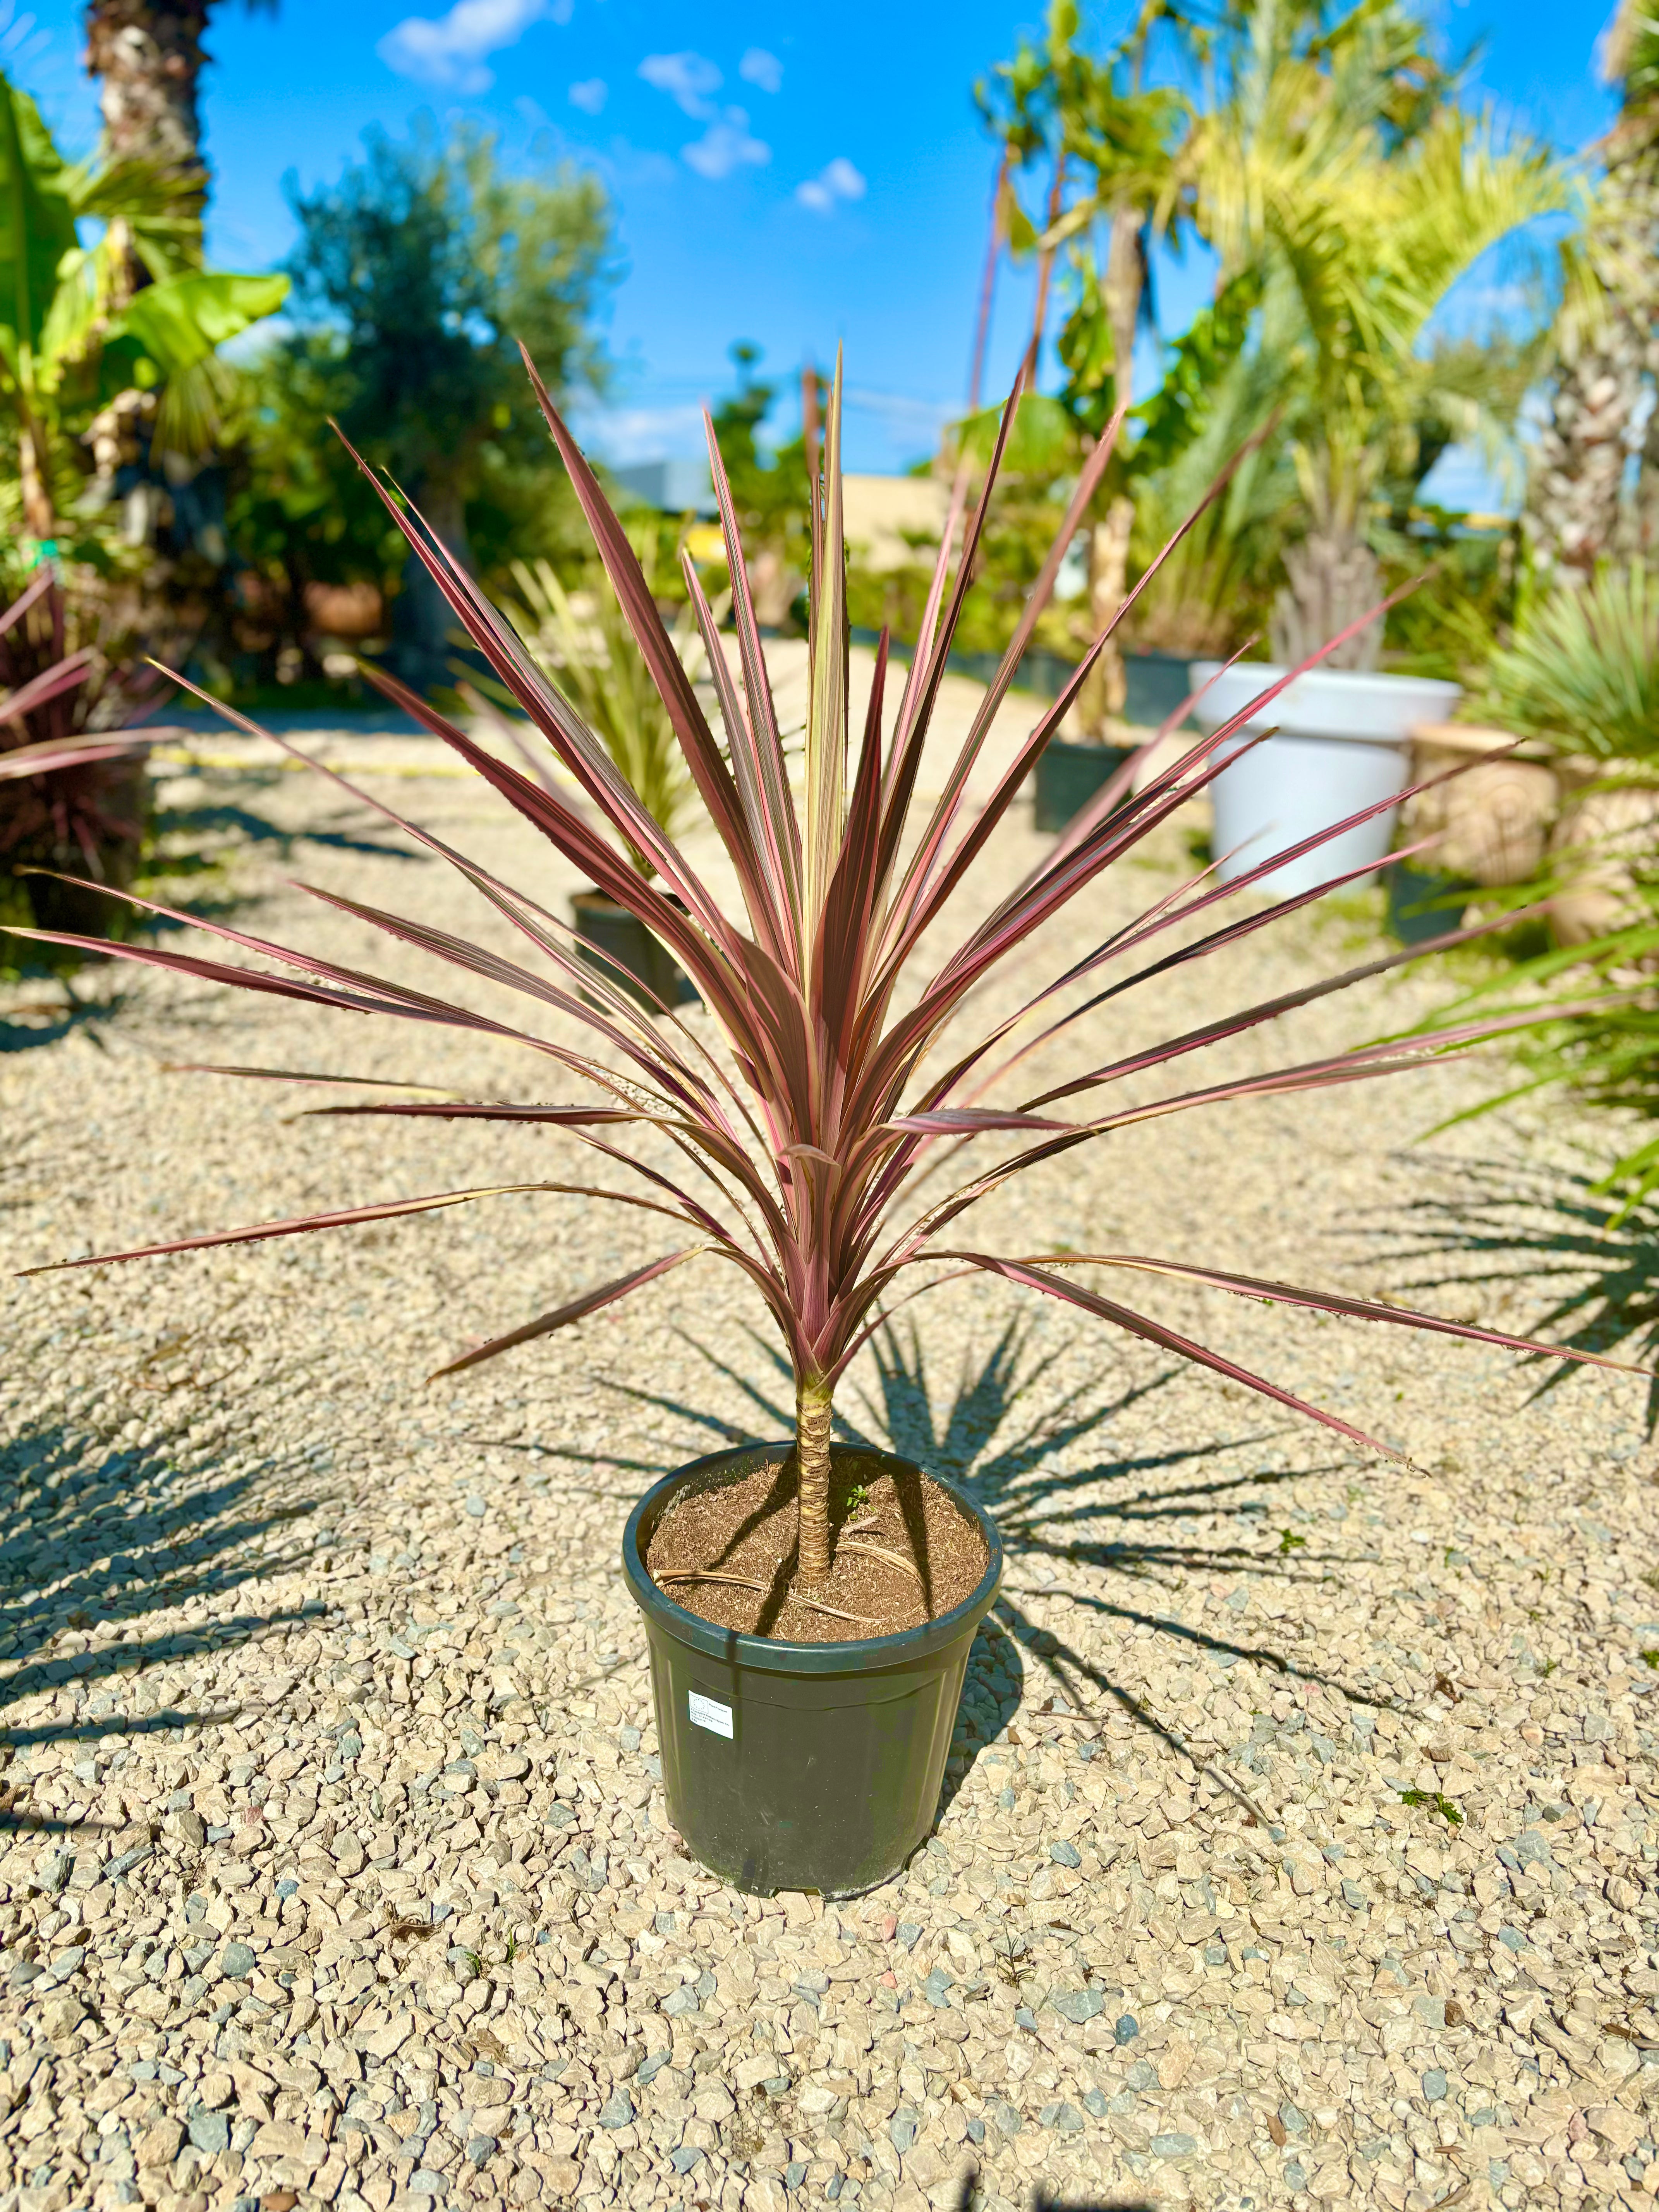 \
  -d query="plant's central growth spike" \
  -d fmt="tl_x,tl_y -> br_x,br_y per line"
804,350 -> 850,958
11,349 -> 1645,1623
